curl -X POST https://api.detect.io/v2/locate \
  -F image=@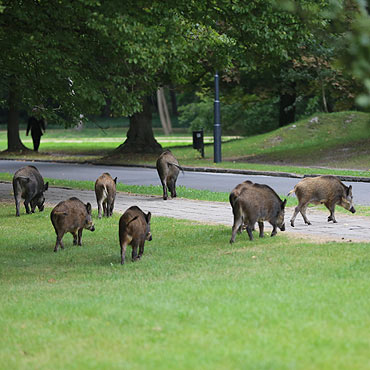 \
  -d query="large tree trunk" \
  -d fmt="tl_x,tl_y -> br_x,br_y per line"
279,82 -> 296,127
6,87 -> 29,152
114,99 -> 162,154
